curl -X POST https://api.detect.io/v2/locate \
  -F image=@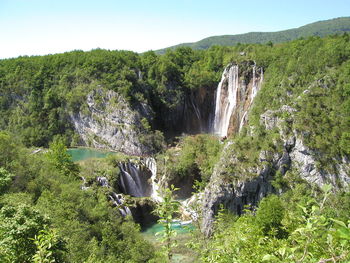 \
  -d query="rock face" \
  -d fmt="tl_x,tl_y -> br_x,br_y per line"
261,106 -> 350,187
70,88 -> 153,156
202,142 -> 278,237
202,104 -> 350,236
158,85 -> 216,136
